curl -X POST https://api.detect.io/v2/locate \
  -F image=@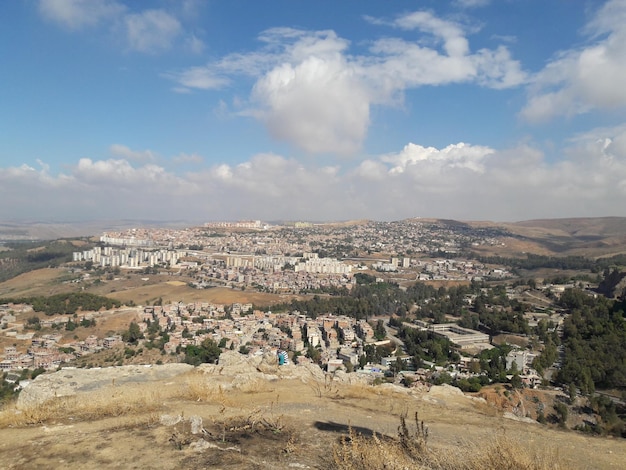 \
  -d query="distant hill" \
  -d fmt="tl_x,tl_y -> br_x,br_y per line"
5,216 -> 626,258
454,217 -> 626,258
0,219 -> 198,241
